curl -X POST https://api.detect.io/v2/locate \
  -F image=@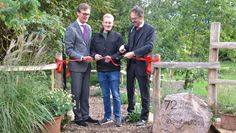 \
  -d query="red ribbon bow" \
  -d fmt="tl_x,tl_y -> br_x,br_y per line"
134,55 -> 160,75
